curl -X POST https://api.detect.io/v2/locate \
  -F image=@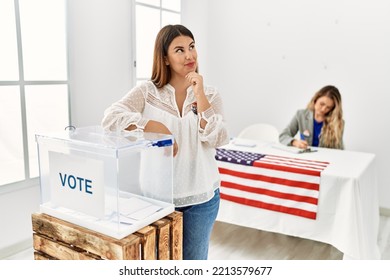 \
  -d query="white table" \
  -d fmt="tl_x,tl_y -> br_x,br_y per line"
216,139 -> 381,260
